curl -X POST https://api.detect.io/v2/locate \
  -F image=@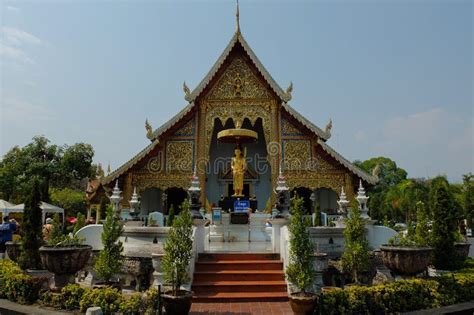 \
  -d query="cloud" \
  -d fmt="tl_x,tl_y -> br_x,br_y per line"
0,27 -> 42,64
0,43 -> 34,64
2,98 -> 57,122
2,26 -> 42,46
375,107 -> 473,180
6,6 -> 20,12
